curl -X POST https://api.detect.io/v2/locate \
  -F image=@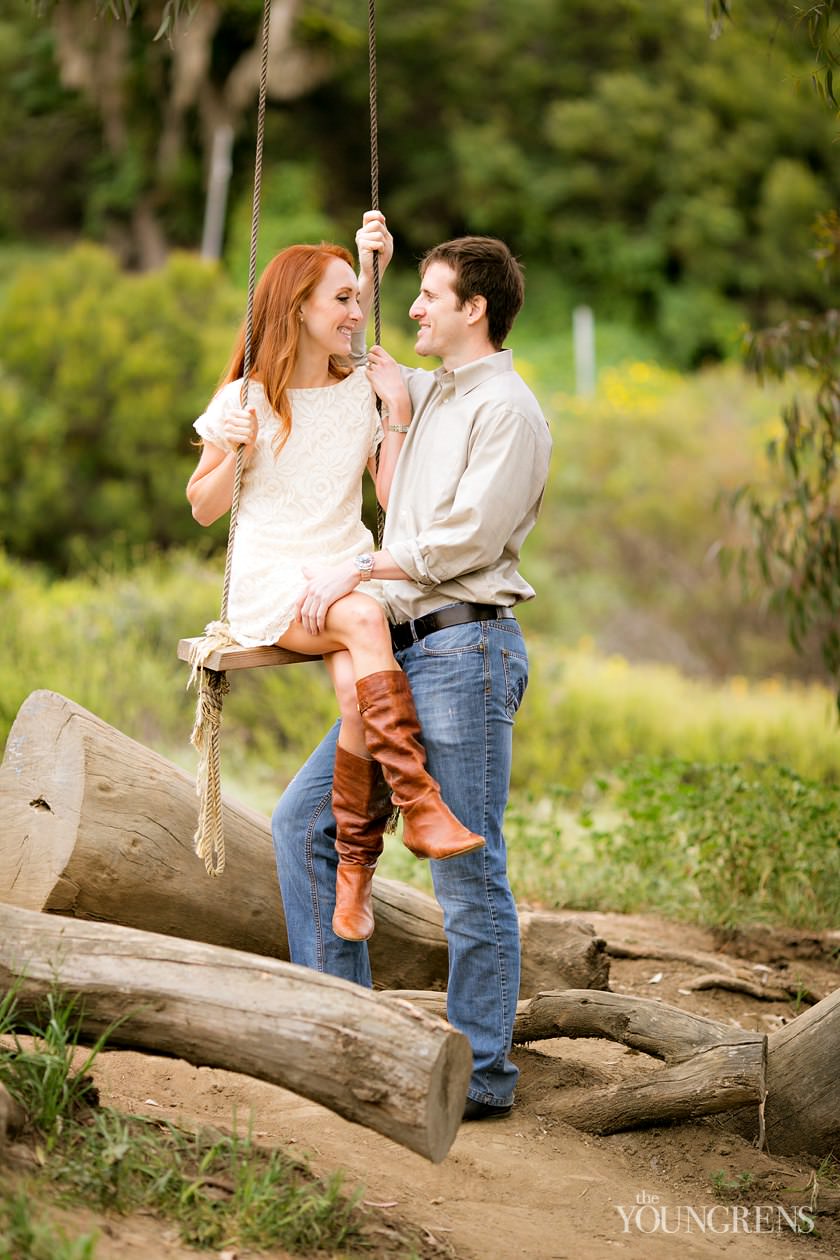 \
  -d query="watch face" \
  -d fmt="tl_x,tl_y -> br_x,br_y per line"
355,553 -> 374,572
